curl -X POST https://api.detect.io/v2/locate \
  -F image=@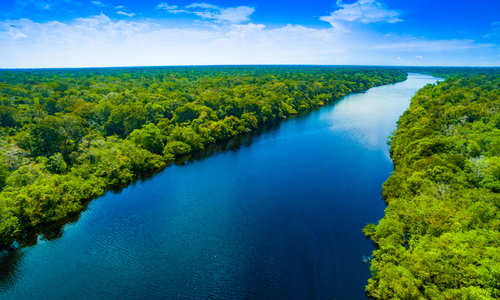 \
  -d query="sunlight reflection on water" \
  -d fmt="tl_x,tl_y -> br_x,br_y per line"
324,74 -> 441,157
0,73 -> 442,300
